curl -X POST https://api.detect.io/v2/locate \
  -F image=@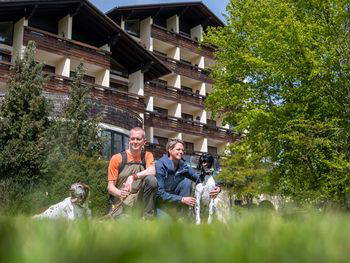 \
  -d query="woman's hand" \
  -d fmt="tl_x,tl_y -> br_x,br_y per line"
209,186 -> 221,199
